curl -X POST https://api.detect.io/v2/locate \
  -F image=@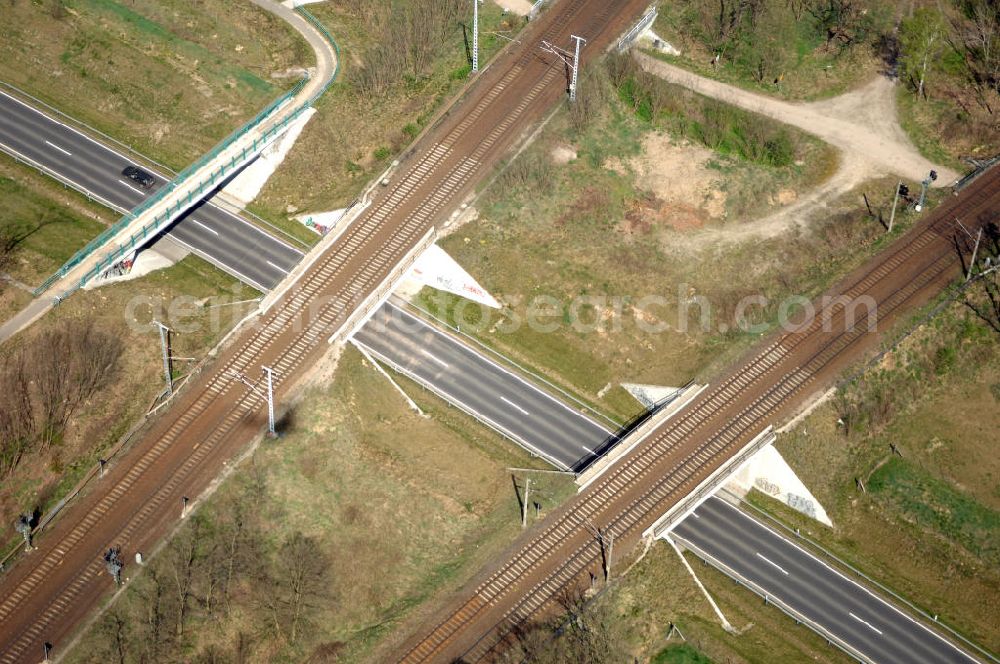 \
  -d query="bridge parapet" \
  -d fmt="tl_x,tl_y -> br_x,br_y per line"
576,383 -> 707,490
644,426 -> 777,539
